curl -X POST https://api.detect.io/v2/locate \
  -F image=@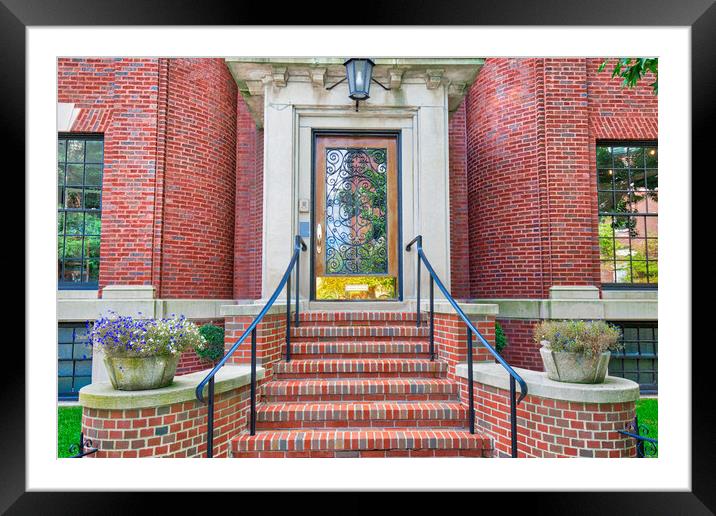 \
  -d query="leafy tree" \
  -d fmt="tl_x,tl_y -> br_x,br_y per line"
598,58 -> 658,94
